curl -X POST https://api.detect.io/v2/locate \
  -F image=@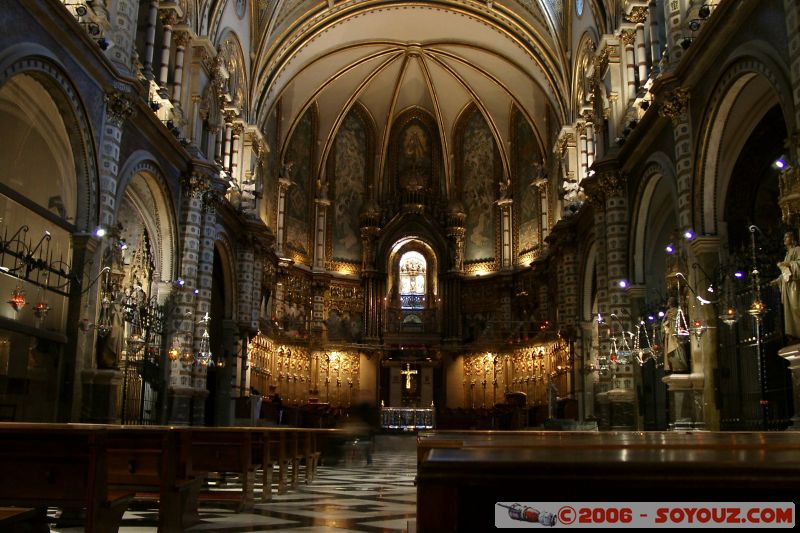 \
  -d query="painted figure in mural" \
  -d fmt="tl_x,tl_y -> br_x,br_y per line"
775,230 -> 800,341
662,296 -> 689,372
400,124 -> 429,190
